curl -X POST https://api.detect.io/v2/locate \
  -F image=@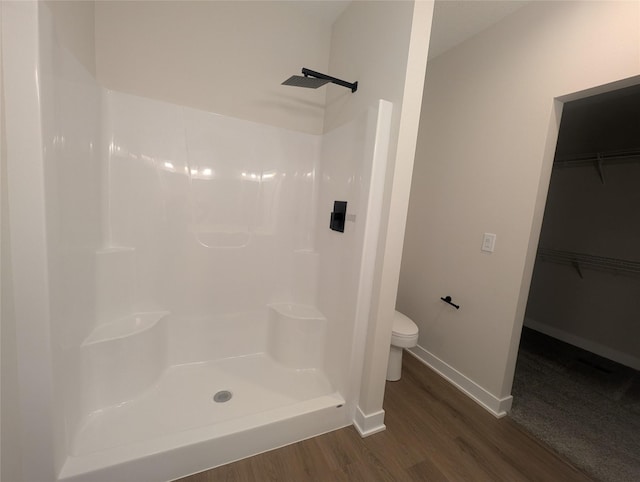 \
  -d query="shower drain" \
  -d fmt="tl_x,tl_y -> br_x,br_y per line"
213,390 -> 233,403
